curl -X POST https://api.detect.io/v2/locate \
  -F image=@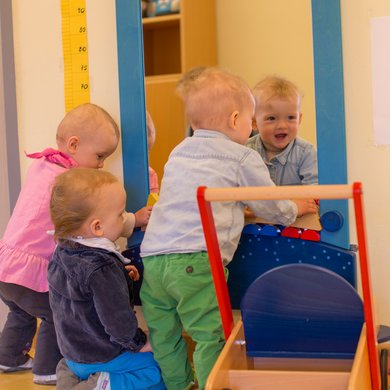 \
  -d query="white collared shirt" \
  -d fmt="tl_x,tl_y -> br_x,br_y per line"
70,236 -> 131,265
141,129 -> 297,264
